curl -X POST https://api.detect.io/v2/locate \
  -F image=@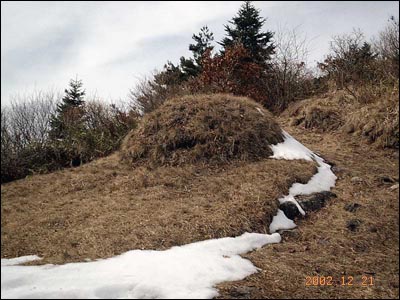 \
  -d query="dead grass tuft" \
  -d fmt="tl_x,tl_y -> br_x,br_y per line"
343,90 -> 399,148
121,94 -> 284,167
